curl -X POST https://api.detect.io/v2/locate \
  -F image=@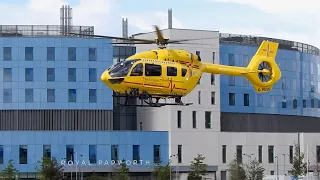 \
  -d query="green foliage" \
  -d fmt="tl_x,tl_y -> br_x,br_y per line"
113,159 -> 130,180
0,159 -> 19,180
291,142 -> 307,178
187,154 -> 208,180
228,155 -> 246,180
35,156 -> 64,180
245,158 -> 265,180
152,160 -> 174,180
